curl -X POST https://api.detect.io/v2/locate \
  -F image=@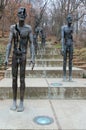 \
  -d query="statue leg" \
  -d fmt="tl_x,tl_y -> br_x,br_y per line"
69,46 -> 73,81
17,55 -> 26,112
34,37 -> 38,56
10,54 -> 18,111
41,37 -> 45,53
63,49 -> 67,81
35,41 -> 38,56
